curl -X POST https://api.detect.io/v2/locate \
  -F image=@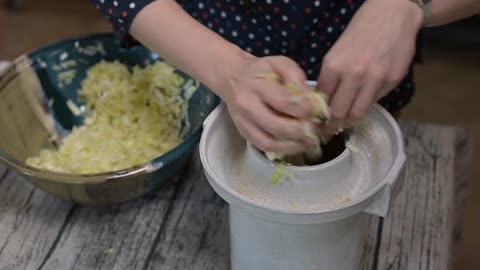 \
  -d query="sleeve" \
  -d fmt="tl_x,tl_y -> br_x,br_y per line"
90,0 -> 157,47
